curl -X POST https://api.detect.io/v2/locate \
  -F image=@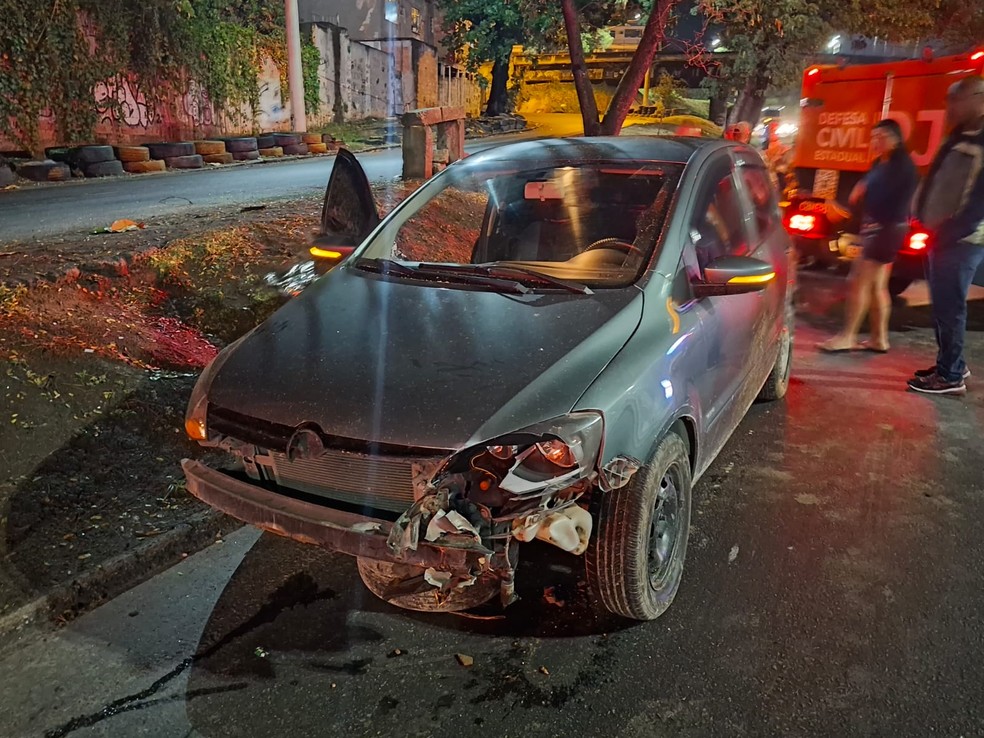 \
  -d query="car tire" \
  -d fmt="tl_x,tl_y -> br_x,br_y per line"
164,154 -> 204,169
586,433 -> 692,621
282,143 -> 309,156
123,159 -> 166,174
255,134 -> 276,149
72,145 -> 116,165
202,152 -> 234,165
147,142 -> 195,160
44,147 -> 73,163
888,276 -> 912,298
757,298 -> 794,402
308,142 -> 329,154
16,160 -> 73,182
194,140 -> 226,156
223,137 -> 258,153
273,132 -> 301,147
83,159 -> 125,178
114,145 -> 150,163
258,146 -> 284,158
232,150 -> 260,161
302,133 -> 323,145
